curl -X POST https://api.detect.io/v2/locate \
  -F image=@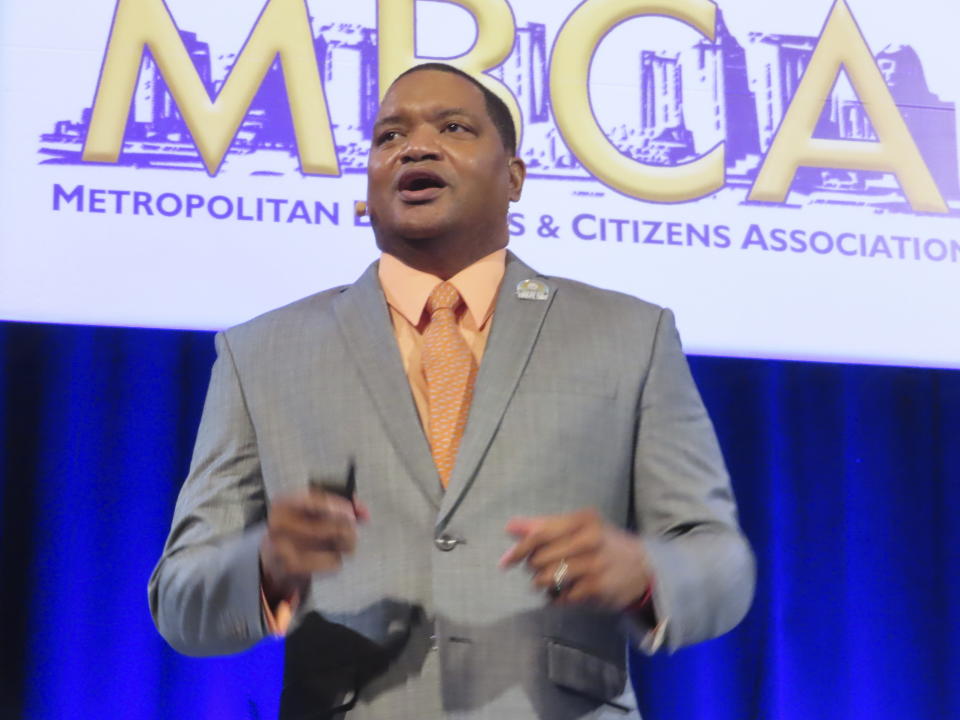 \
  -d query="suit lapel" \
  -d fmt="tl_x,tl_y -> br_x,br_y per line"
334,263 -> 443,509
437,252 -> 556,529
